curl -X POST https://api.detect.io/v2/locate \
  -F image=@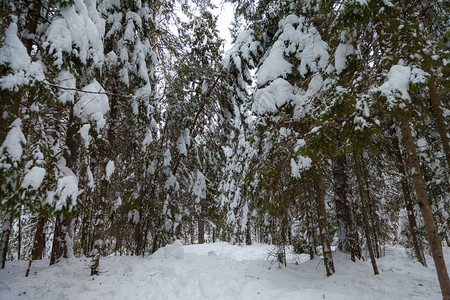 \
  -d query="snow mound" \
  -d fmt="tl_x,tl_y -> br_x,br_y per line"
0,243 -> 446,300
152,240 -> 184,260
